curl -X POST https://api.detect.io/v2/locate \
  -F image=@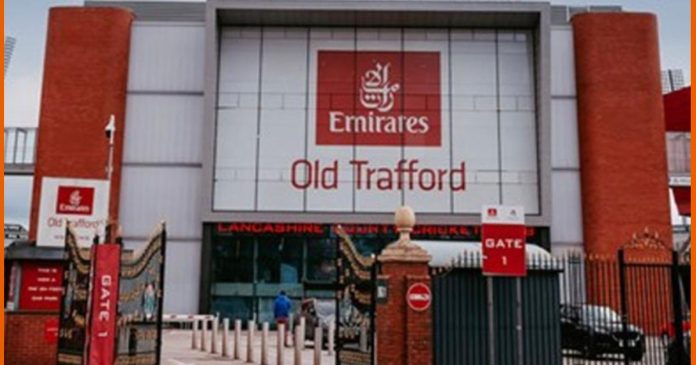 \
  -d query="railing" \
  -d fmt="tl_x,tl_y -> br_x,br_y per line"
4,127 -> 36,174
5,127 -> 36,164
666,132 -> 691,176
